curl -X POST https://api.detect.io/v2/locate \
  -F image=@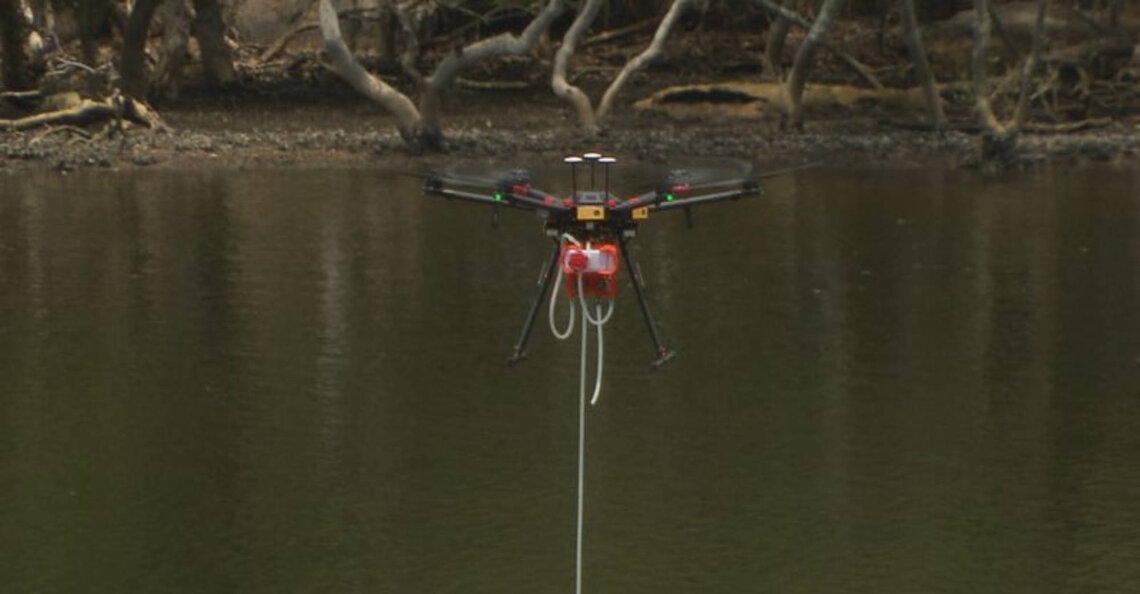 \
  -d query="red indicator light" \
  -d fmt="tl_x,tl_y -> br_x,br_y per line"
560,243 -> 621,299
566,250 -> 589,272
